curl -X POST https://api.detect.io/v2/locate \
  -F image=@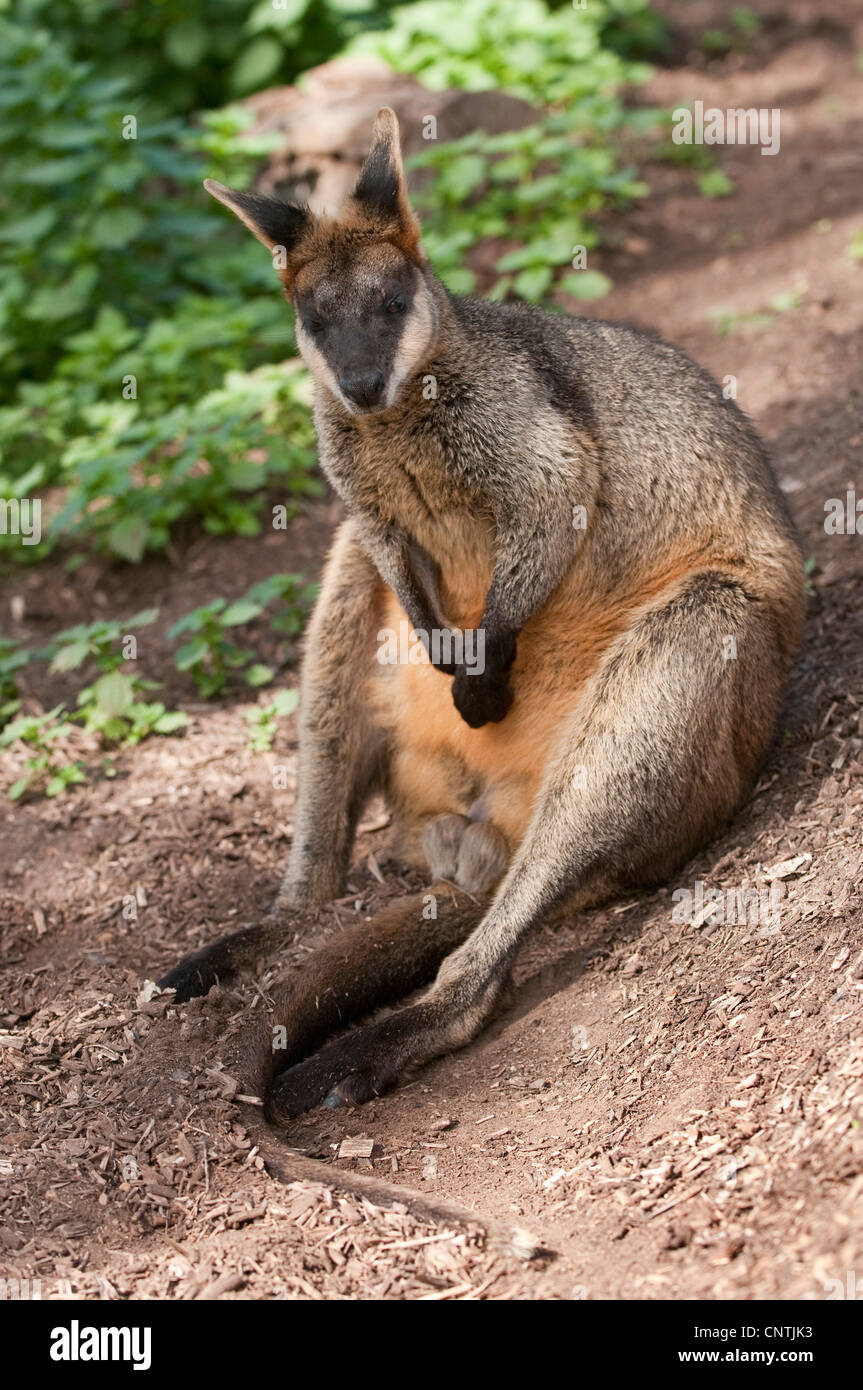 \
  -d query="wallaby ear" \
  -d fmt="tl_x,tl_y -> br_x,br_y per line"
348,108 -> 423,260
204,179 -> 311,258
